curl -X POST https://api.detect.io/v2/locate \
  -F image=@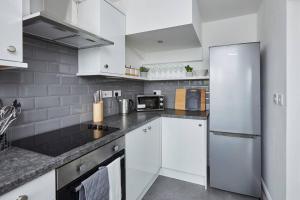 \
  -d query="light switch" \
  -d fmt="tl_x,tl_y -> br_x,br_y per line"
273,93 -> 279,105
278,94 -> 285,106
